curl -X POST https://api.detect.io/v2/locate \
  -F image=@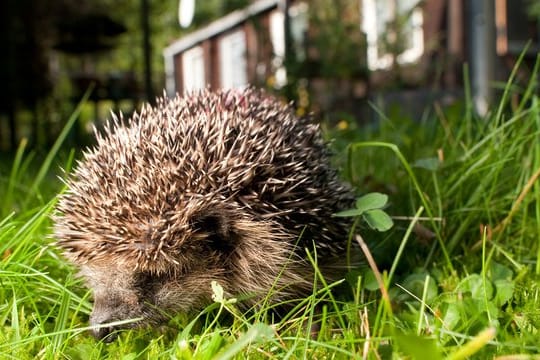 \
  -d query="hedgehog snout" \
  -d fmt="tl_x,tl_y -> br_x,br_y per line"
89,310 -> 119,342
88,289 -> 143,342
90,321 -> 116,342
